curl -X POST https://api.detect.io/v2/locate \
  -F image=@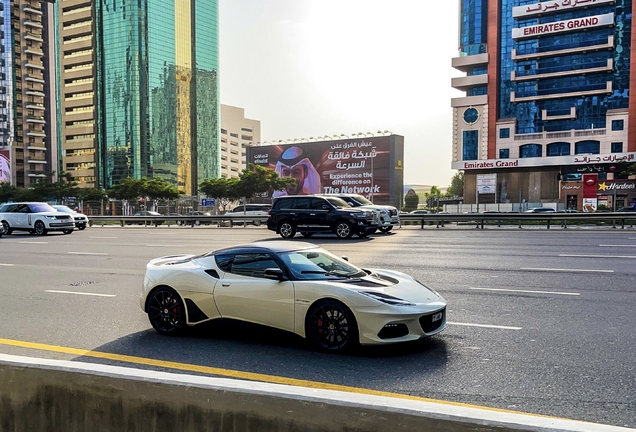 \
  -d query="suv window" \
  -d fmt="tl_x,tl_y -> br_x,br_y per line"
293,197 -> 312,209
325,197 -> 350,209
310,198 -> 329,210
275,198 -> 296,210
0,204 -> 16,212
